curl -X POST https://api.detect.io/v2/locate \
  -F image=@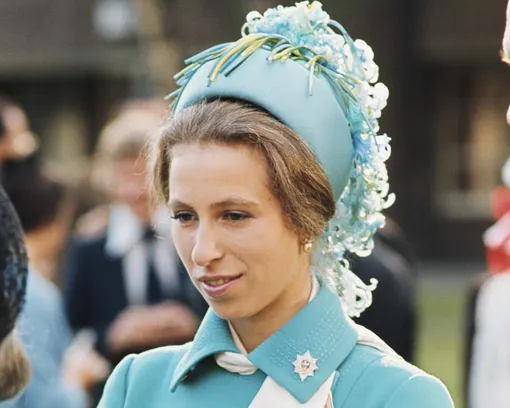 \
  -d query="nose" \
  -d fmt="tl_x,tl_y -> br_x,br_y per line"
191,224 -> 223,267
